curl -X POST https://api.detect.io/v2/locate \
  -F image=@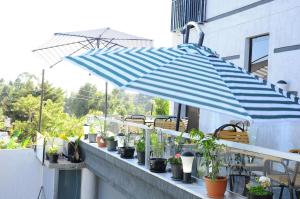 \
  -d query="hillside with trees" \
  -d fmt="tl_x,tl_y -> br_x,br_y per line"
0,72 -> 169,148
